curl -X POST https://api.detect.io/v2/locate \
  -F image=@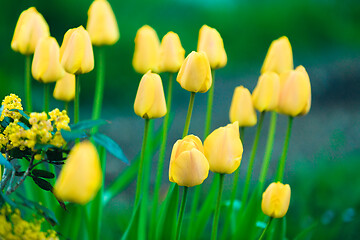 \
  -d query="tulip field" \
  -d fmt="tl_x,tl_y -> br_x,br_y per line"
0,0 -> 359,239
